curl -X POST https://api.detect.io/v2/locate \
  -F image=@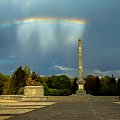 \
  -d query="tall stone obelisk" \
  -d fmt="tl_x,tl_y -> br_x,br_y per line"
76,38 -> 86,95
